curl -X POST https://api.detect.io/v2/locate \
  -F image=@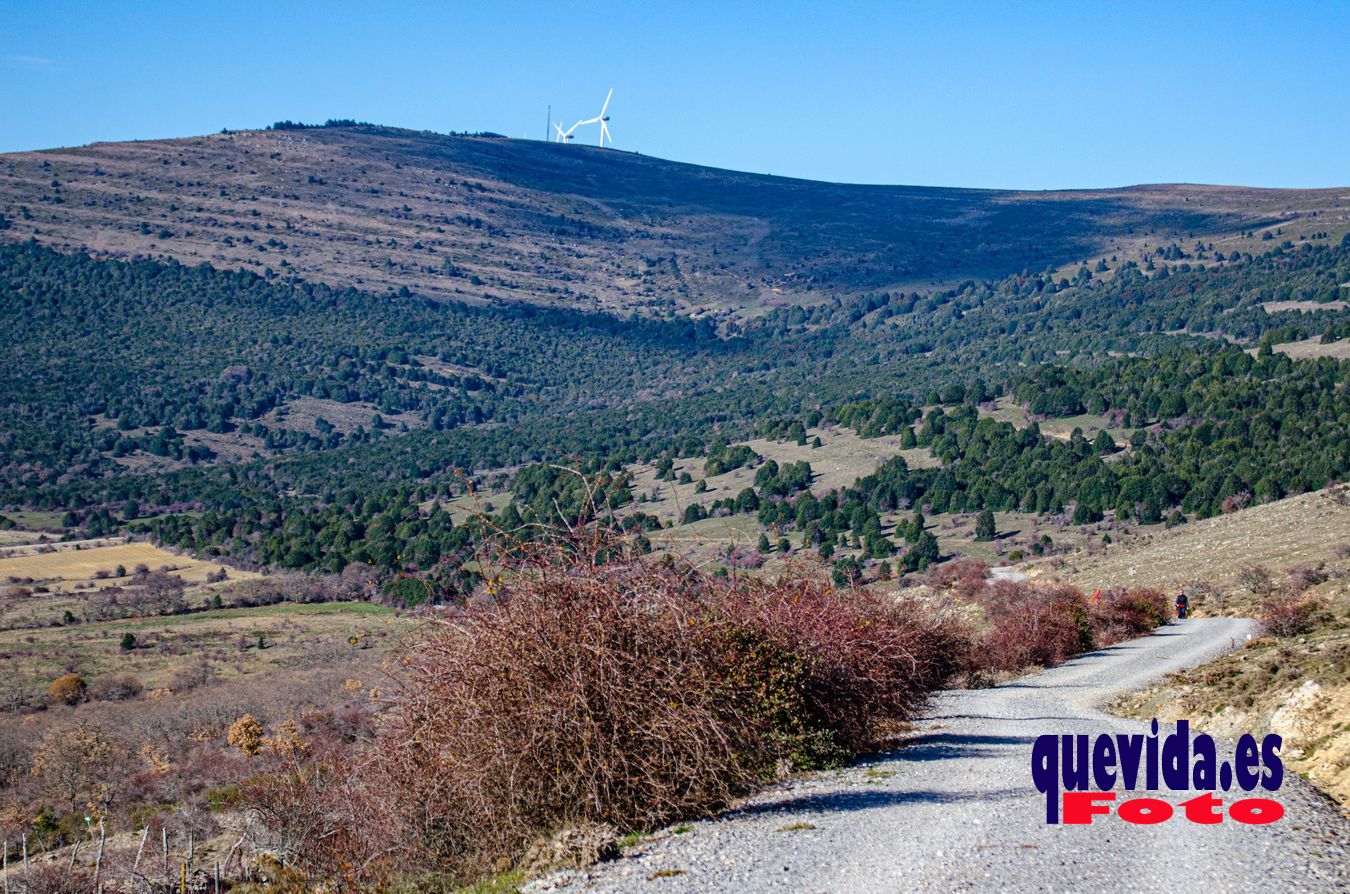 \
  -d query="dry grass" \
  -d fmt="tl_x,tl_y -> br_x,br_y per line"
1052,489 -> 1350,593
0,539 -> 241,586
0,601 -> 406,692
1270,337 -> 1350,360
1261,300 -> 1348,313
